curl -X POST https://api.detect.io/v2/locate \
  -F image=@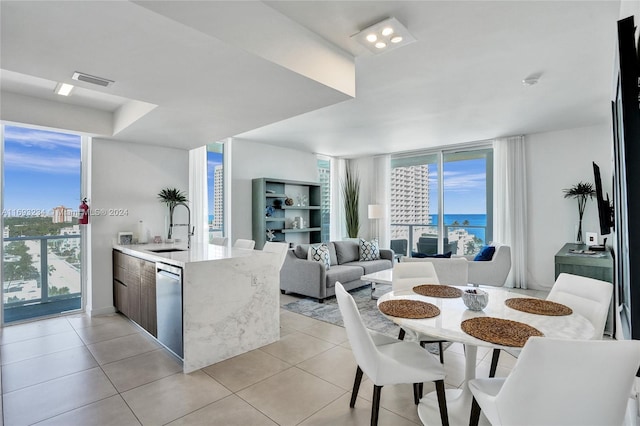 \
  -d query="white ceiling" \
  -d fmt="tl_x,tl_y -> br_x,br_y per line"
0,1 -> 621,158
